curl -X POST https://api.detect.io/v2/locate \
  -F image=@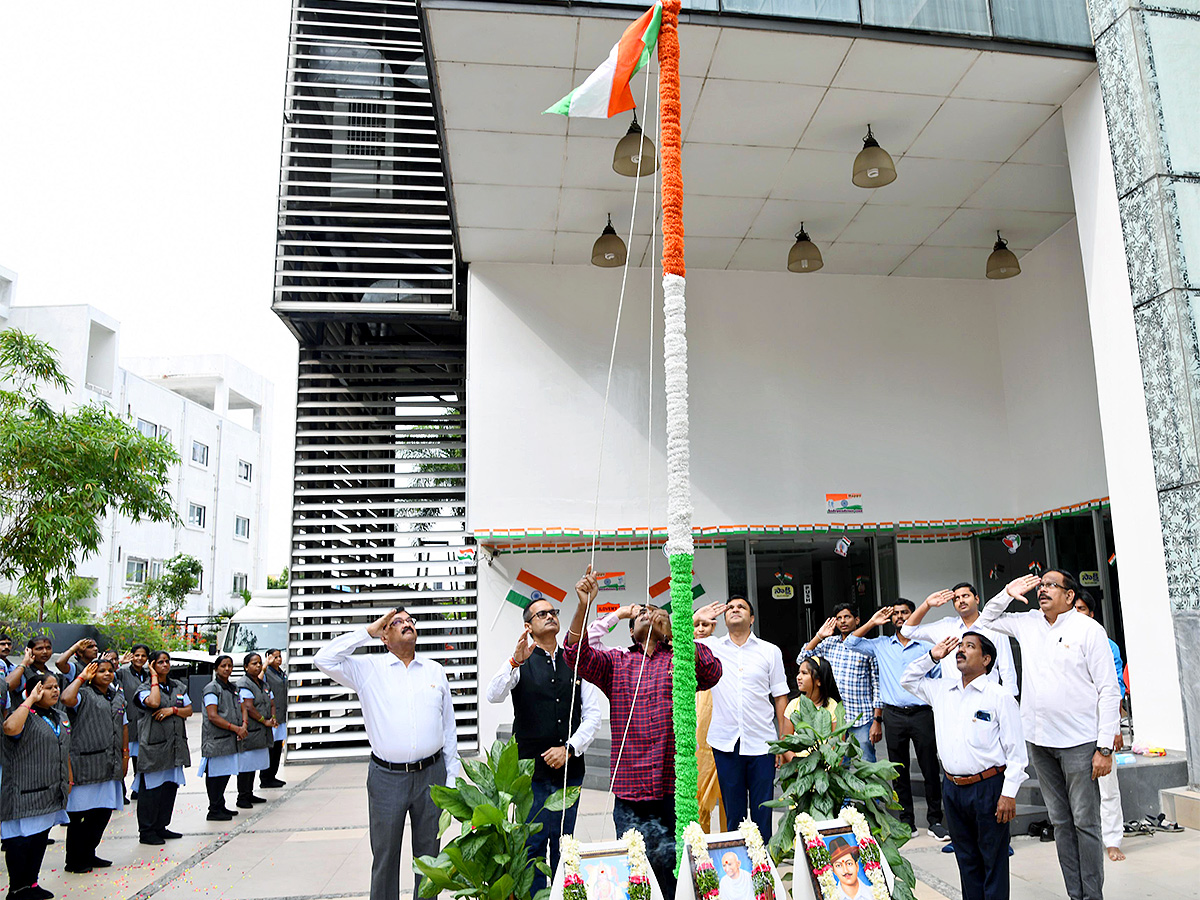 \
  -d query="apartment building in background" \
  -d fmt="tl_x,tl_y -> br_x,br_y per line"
0,283 -> 272,618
